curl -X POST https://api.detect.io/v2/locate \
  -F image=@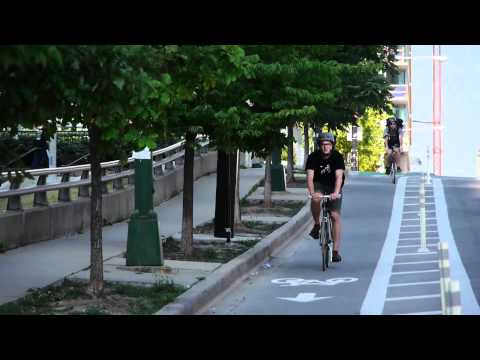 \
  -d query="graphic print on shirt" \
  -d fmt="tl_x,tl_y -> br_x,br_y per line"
319,164 -> 331,176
